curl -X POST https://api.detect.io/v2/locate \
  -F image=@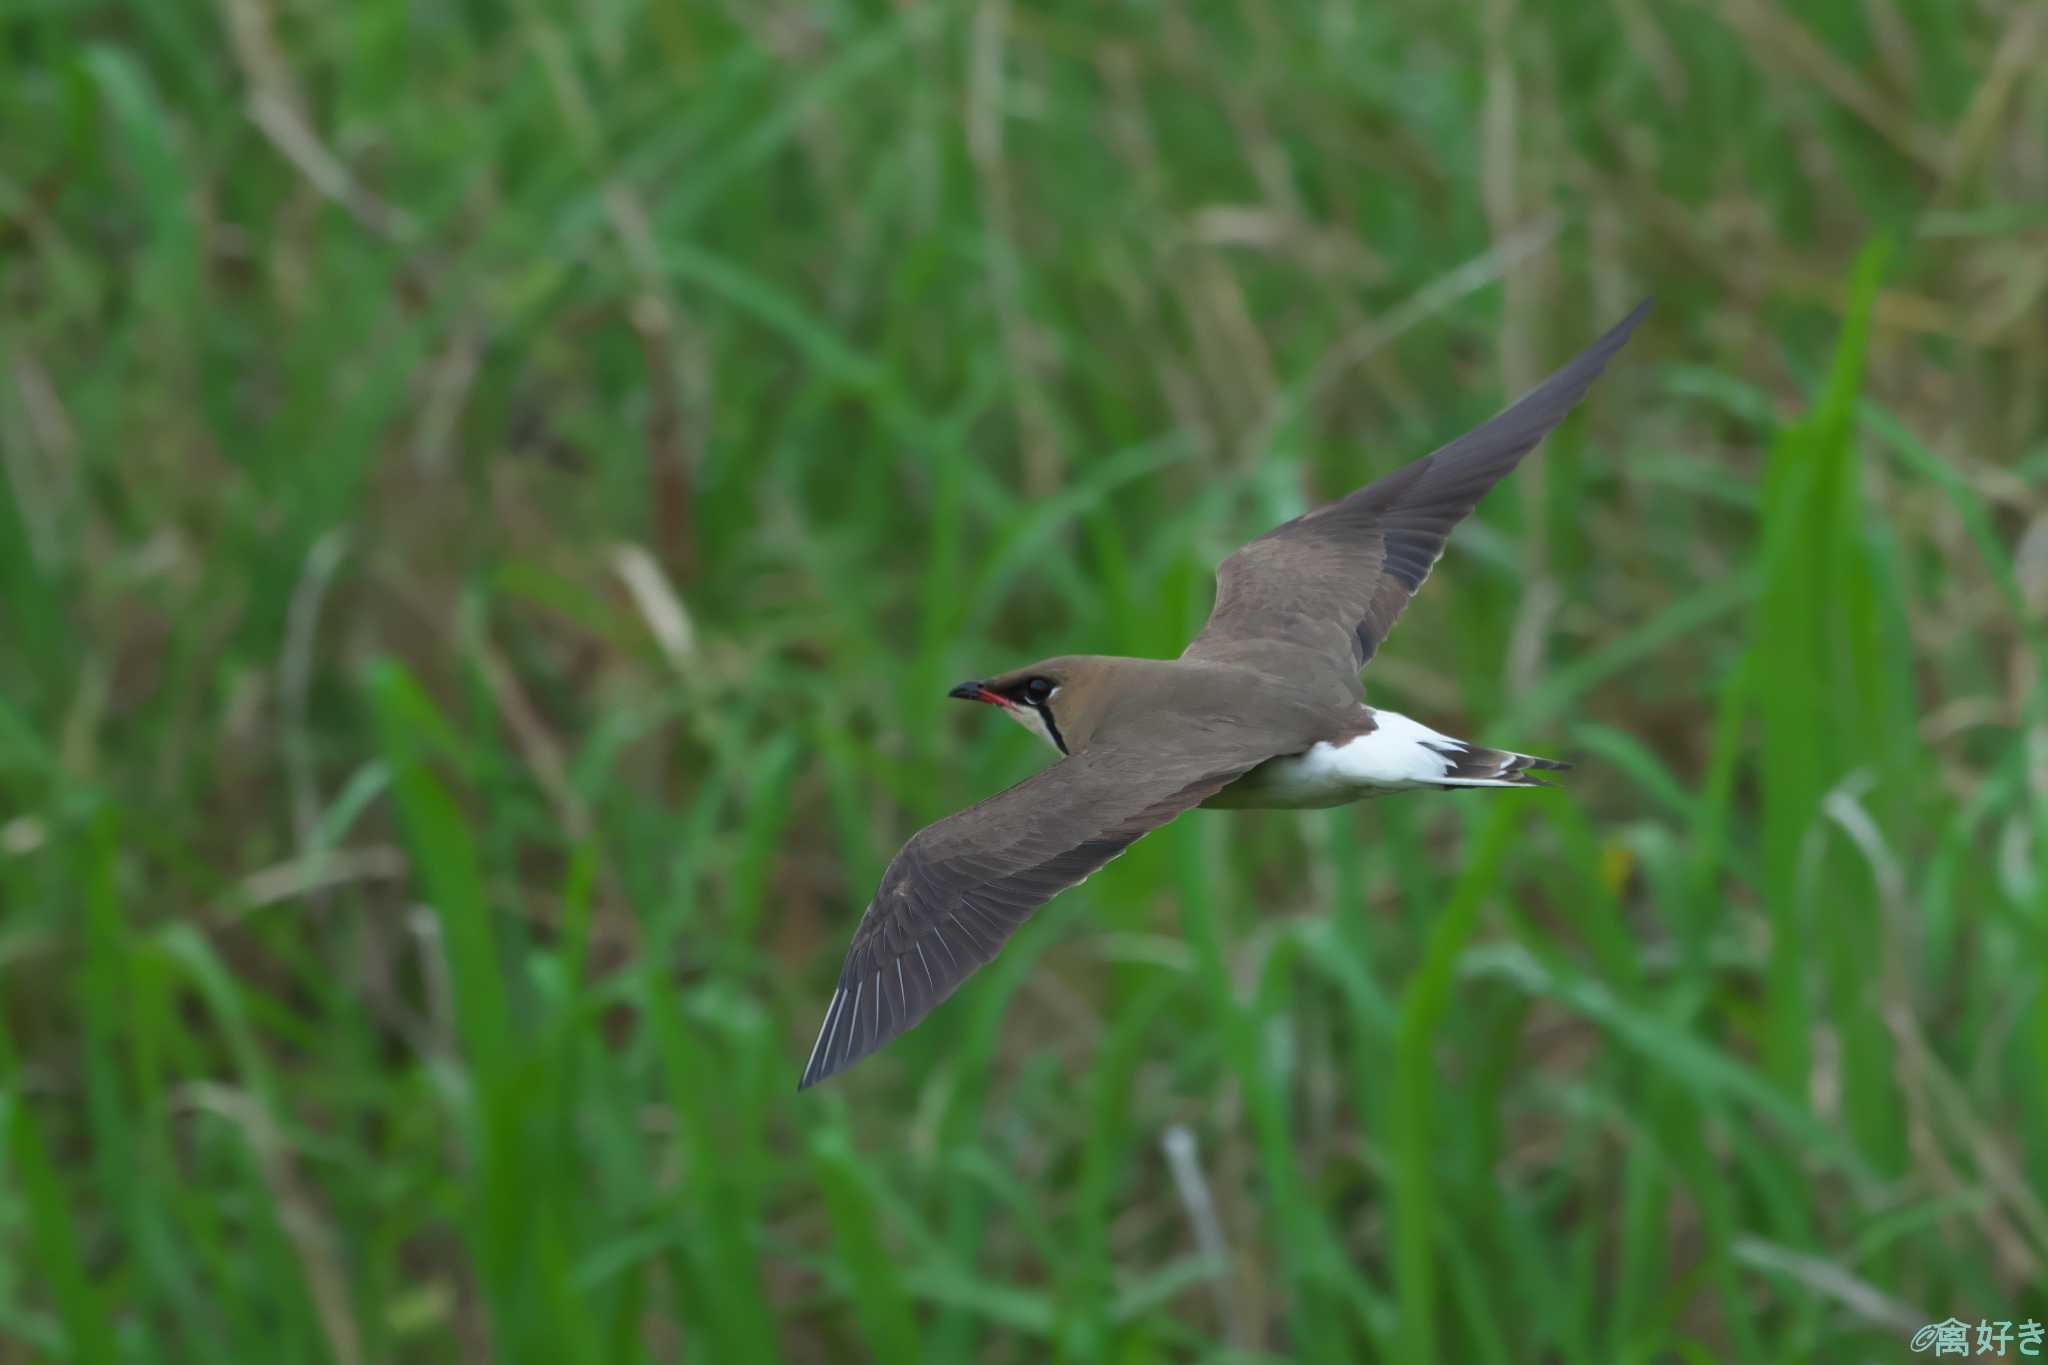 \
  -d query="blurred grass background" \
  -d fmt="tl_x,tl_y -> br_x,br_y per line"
4,0 -> 2048,1360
